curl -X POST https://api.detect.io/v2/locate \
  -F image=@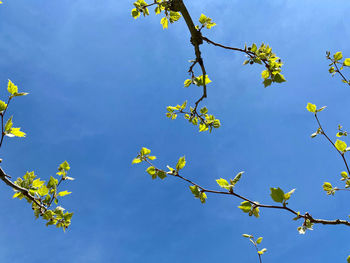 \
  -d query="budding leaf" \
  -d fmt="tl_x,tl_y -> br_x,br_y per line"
344,58 -> 350,67
176,156 -> 186,171
306,103 -> 316,113
335,140 -> 347,152
256,237 -> 263,244
238,201 -> 251,213
333,51 -> 343,61
58,190 -> 72,197
140,147 -> 151,156
7,79 -> 18,95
